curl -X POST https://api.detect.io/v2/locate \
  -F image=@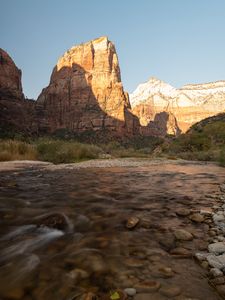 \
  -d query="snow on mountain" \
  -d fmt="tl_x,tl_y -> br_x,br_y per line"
130,77 -> 225,111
